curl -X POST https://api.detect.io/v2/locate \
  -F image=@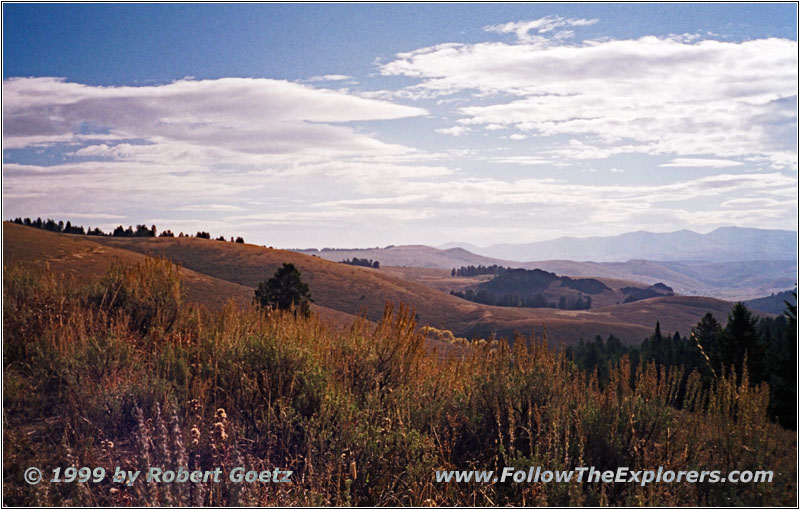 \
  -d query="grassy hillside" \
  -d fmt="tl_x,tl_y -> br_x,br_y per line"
744,289 -> 798,315
3,257 -> 795,506
5,223 -> 742,344
2,223 -> 356,328
381,266 -> 660,307
86,231 -> 730,344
